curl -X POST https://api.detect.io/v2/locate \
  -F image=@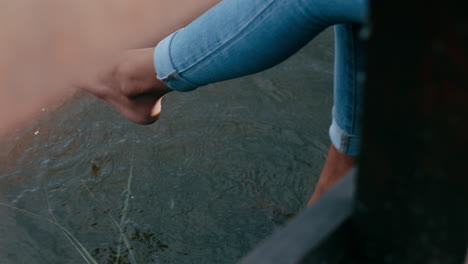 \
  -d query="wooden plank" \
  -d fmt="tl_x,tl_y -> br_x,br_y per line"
238,169 -> 356,264
354,0 -> 468,262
